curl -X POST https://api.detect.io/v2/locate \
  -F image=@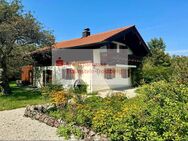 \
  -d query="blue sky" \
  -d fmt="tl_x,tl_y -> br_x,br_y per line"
22,0 -> 188,55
